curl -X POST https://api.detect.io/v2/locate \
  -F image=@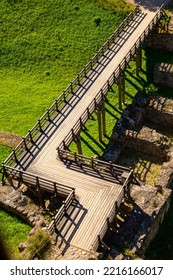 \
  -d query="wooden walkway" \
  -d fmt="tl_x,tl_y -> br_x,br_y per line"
2,6 -> 166,252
